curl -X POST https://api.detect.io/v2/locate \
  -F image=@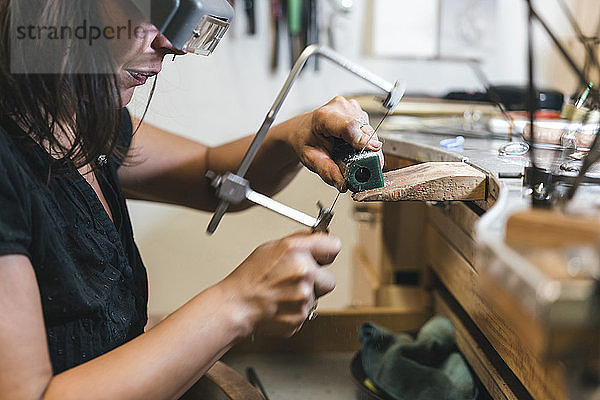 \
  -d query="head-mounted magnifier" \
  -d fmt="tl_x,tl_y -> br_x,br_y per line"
132,0 -> 234,55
